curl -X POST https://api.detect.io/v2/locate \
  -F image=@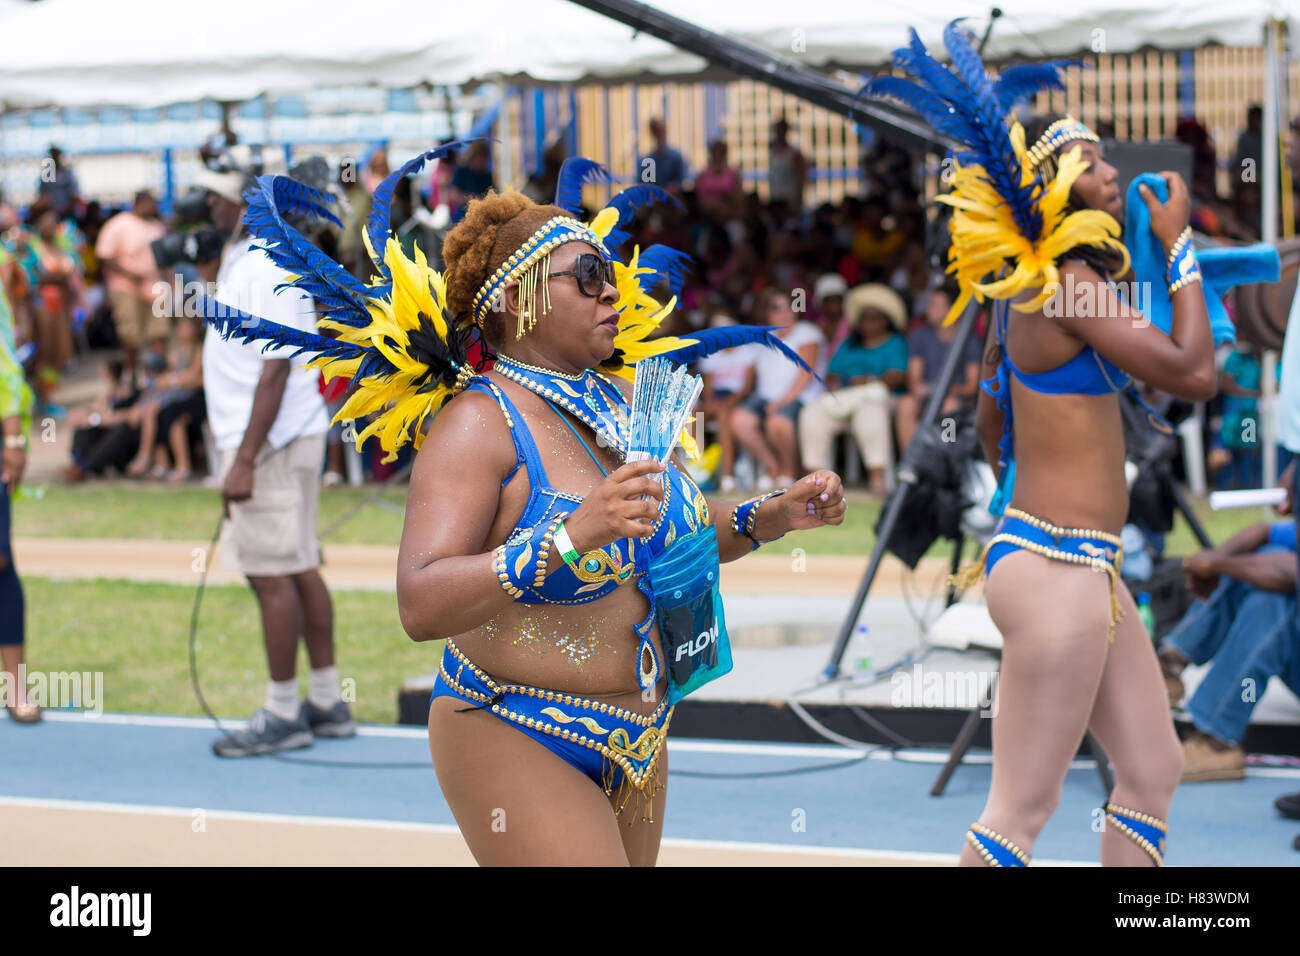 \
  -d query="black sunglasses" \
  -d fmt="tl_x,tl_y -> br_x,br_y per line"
548,253 -> 617,297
